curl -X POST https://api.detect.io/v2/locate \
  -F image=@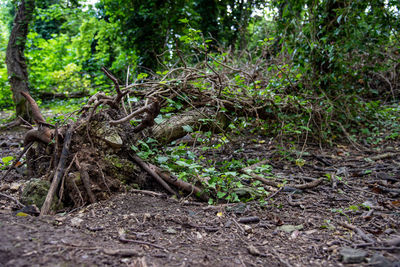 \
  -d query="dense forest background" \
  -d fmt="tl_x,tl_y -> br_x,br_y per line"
1,0 -> 399,144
